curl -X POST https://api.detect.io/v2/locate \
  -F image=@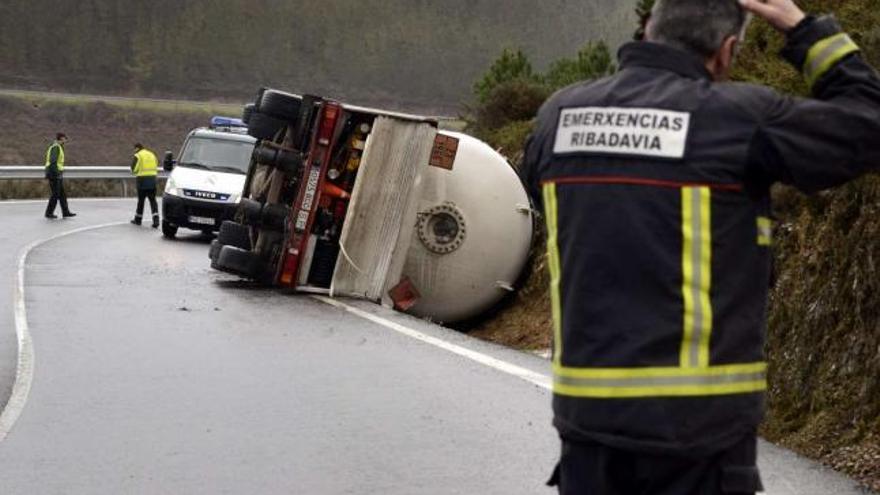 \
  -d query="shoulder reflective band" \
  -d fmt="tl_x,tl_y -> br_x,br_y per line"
804,33 -> 860,90
757,217 -> 773,246
553,362 -> 767,398
542,183 -> 563,366
680,187 -> 713,369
